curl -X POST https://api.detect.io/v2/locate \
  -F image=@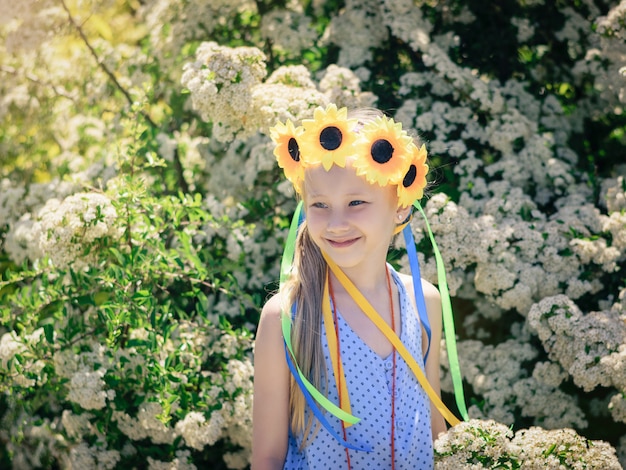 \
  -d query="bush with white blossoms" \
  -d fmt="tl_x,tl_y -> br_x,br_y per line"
1,0 -> 626,469
34,192 -> 120,269
434,419 -> 622,469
